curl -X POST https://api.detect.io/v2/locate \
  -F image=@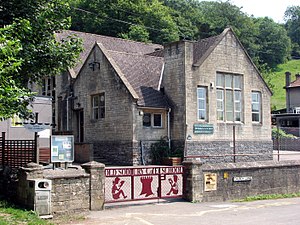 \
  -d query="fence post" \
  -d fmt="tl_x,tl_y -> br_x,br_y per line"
276,122 -> 280,161
233,125 -> 236,163
34,113 -> 39,164
2,132 -> 5,168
